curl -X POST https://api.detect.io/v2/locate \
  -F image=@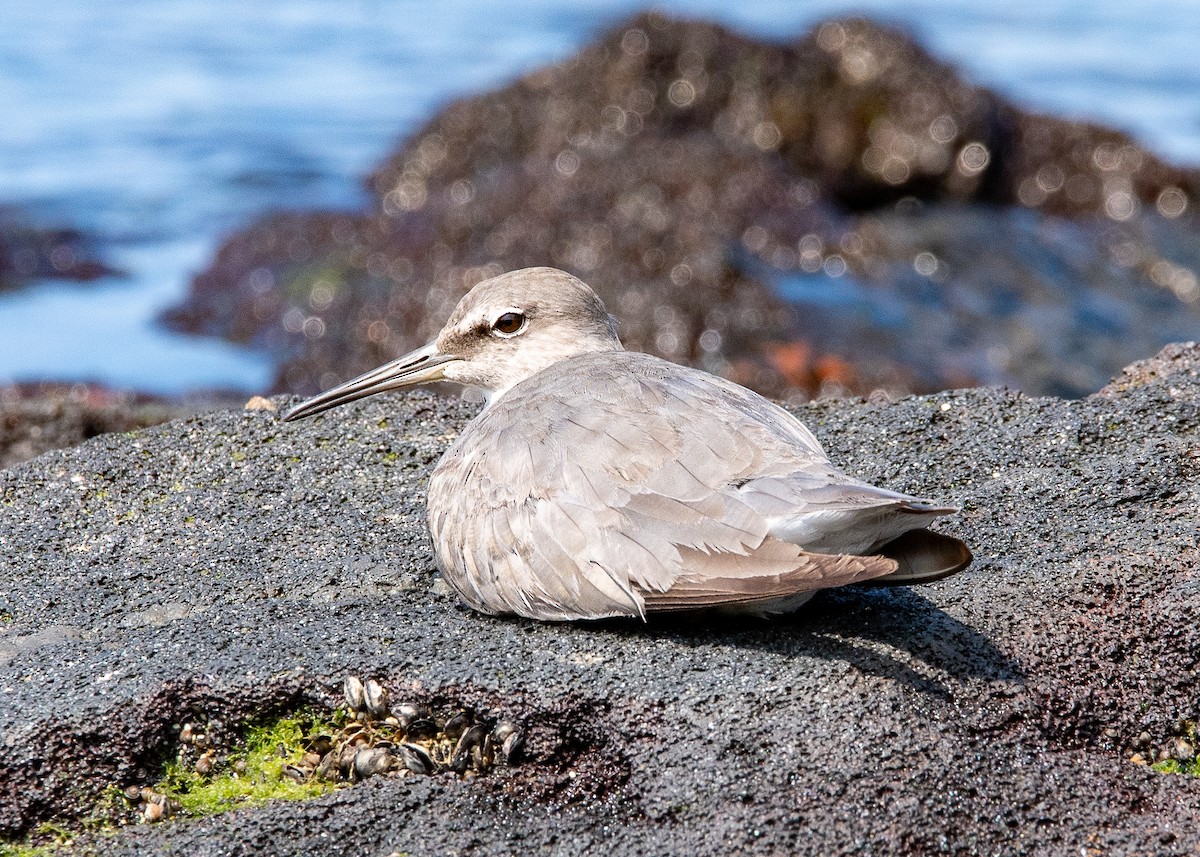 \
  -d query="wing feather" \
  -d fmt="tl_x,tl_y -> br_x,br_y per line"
644,548 -> 897,611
